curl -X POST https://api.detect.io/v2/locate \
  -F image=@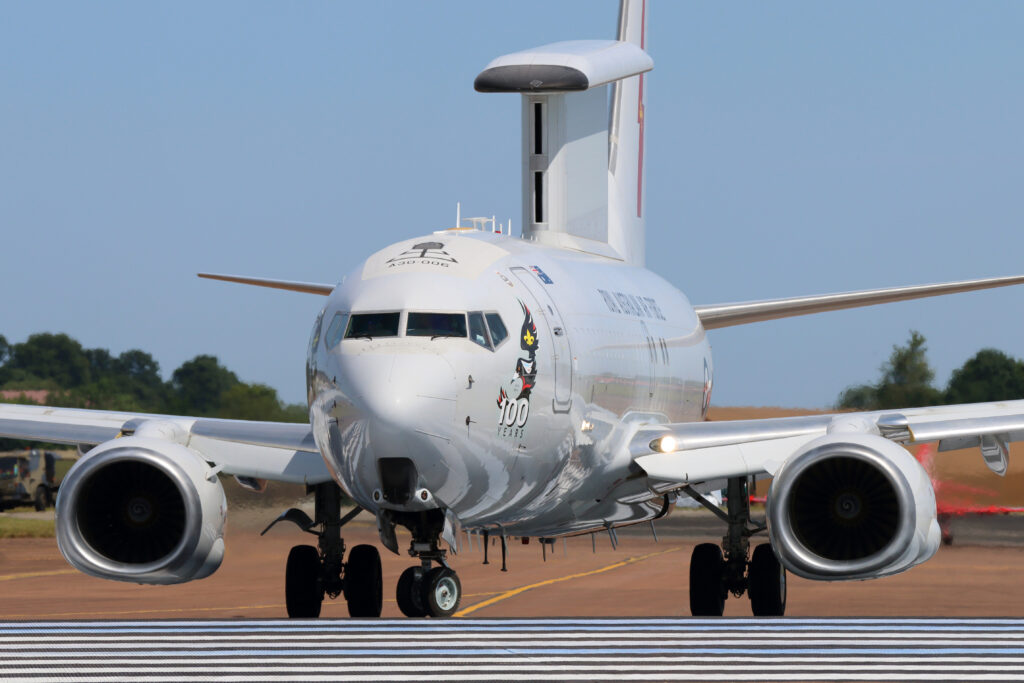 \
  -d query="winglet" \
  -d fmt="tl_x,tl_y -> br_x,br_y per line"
198,273 -> 334,296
